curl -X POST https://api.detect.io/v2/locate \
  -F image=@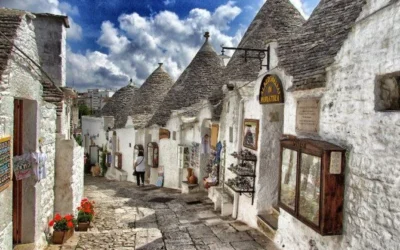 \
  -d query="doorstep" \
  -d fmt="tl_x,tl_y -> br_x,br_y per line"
257,207 -> 280,241
45,232 -> 80,250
